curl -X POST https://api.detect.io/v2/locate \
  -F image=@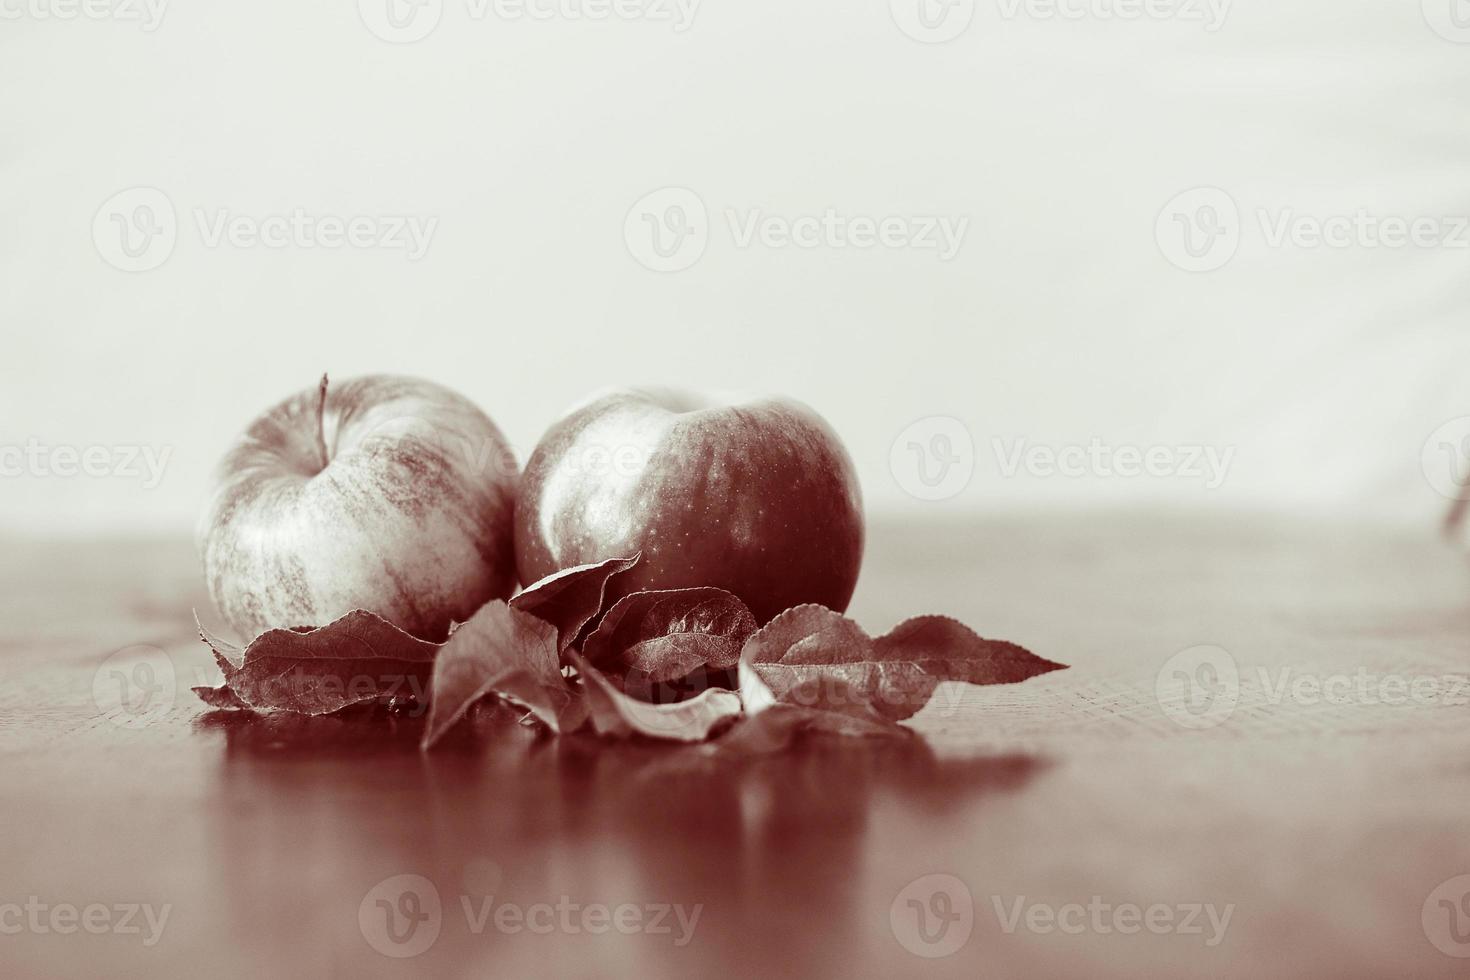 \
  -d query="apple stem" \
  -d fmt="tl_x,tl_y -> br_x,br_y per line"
315,373 -> 330,471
